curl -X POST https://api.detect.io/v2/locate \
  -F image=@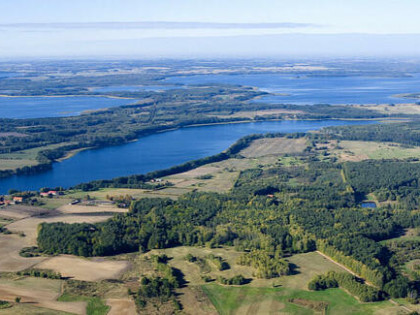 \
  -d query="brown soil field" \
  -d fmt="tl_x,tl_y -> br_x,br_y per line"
106,298 -> 136,315
176,286 -> 218,315
0,283 -> 86,314
57,204 -> 127,214
240,137 -> 307,158
0,234 -> 46,272
170,166 -> 220,178
0,303 -> 69,314
35,255 -> 131,281
0,205 -> 50,220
